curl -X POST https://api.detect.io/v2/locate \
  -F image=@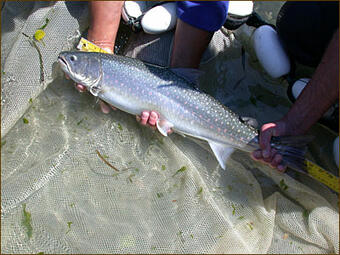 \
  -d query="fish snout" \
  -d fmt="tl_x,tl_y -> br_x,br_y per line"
58,55 -> 69,71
